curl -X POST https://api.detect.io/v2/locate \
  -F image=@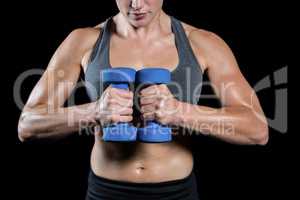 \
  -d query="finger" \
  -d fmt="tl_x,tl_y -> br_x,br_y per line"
108,106 -> 133,115
110,115 -> 133,123
118,107 -> 133,115
110,88 -> 134,99
142,112 -> 155,121
141,104 -> 157,113
140,85 -> 160,96
140,96 -> 156,105
107,98 -> 133,107
119,98 -> 134,107
107,104 -> 133,114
